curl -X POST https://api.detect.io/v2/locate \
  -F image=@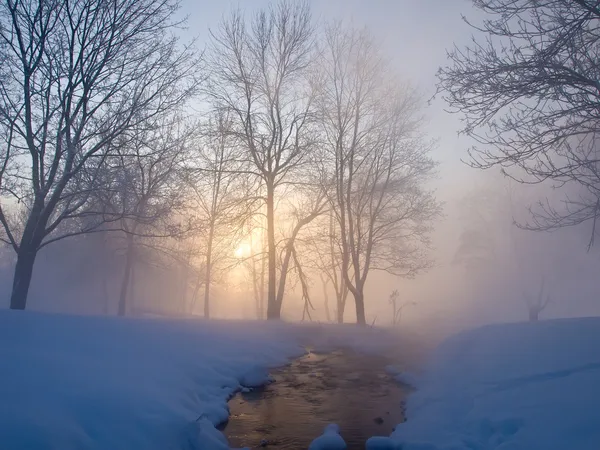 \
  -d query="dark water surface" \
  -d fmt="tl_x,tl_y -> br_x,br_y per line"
222,349 -> 410,449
